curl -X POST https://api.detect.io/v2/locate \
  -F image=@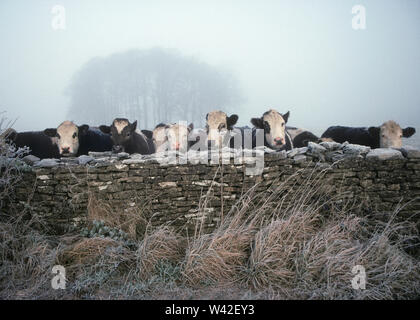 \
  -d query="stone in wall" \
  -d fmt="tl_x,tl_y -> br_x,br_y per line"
3,142 -> 420,235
